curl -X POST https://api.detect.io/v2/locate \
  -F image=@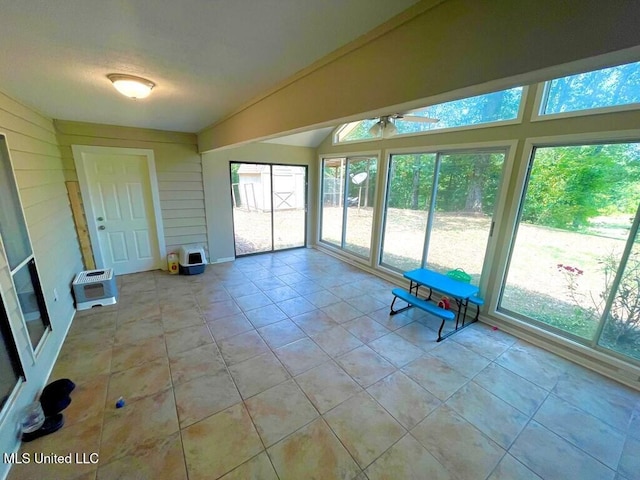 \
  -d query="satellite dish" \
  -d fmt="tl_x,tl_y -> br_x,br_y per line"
351,172 -> 368,185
